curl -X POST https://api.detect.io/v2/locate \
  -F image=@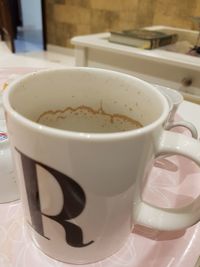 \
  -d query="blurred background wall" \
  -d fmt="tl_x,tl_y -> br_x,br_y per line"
45,0 -> 200,48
